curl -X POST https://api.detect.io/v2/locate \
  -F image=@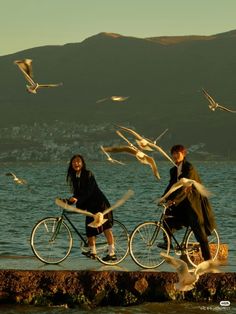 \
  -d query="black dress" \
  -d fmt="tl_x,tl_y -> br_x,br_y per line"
72,169 -> 113,237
